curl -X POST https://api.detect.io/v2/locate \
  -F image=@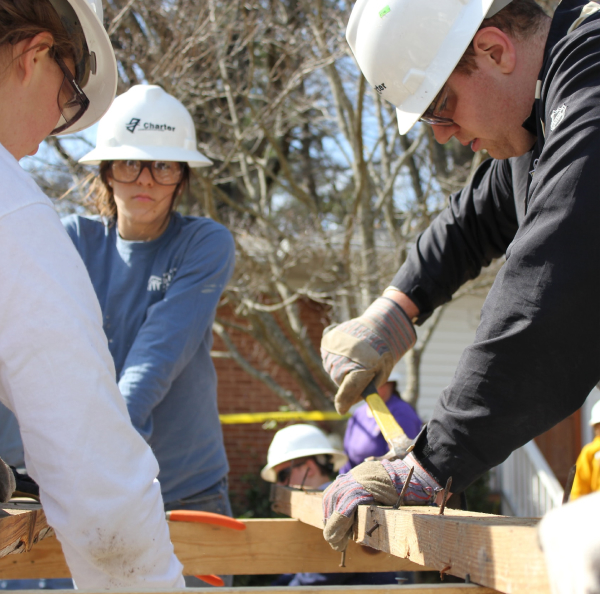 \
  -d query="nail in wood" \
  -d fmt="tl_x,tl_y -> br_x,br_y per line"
438,476 -> 453,515
394,466 -> 414,509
